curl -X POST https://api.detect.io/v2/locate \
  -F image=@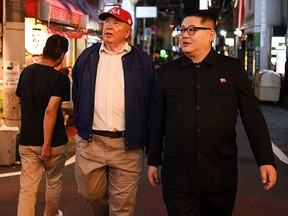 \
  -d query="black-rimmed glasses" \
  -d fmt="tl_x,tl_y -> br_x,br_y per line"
177,26 -> 212,36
